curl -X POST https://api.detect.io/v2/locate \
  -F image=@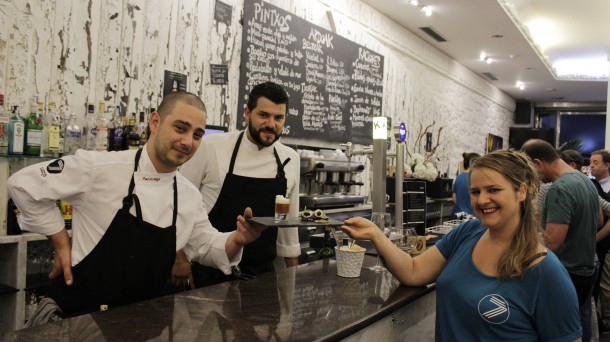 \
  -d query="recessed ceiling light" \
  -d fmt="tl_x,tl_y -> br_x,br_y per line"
546,88 -> 556,92
509,54 -> 519,59
409,0 -> 419,6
